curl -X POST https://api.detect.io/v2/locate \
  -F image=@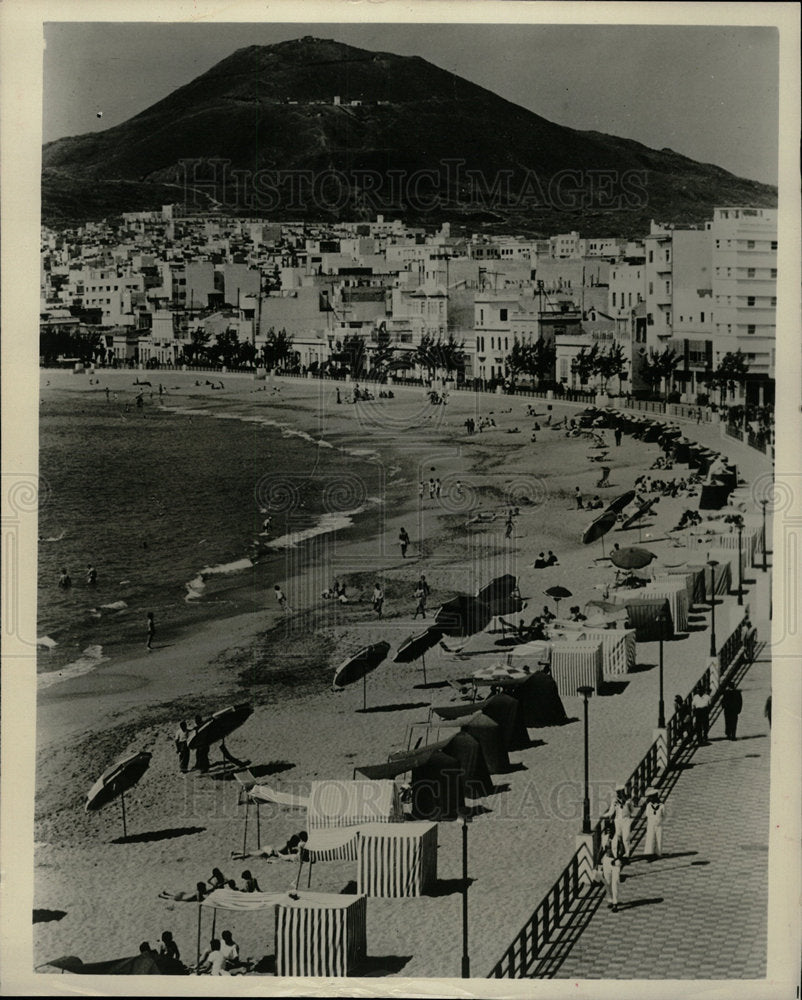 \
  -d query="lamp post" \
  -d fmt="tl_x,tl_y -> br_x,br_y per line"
736,517 -> 744,606
459,811 -> 471,978
656,610 -> 666,728
707,558 -> 719,657
760,498 -> 768,573
578,686 -> 594,834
